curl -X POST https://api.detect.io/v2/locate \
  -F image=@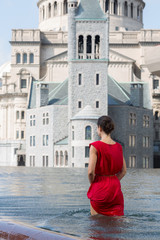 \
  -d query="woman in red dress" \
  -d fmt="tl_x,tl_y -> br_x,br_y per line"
87,116 -> 127,216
